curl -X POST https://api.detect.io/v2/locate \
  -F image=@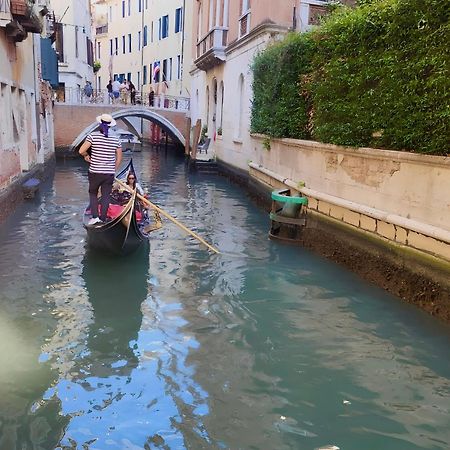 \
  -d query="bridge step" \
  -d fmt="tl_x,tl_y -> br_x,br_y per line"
191,160 -> 219,174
